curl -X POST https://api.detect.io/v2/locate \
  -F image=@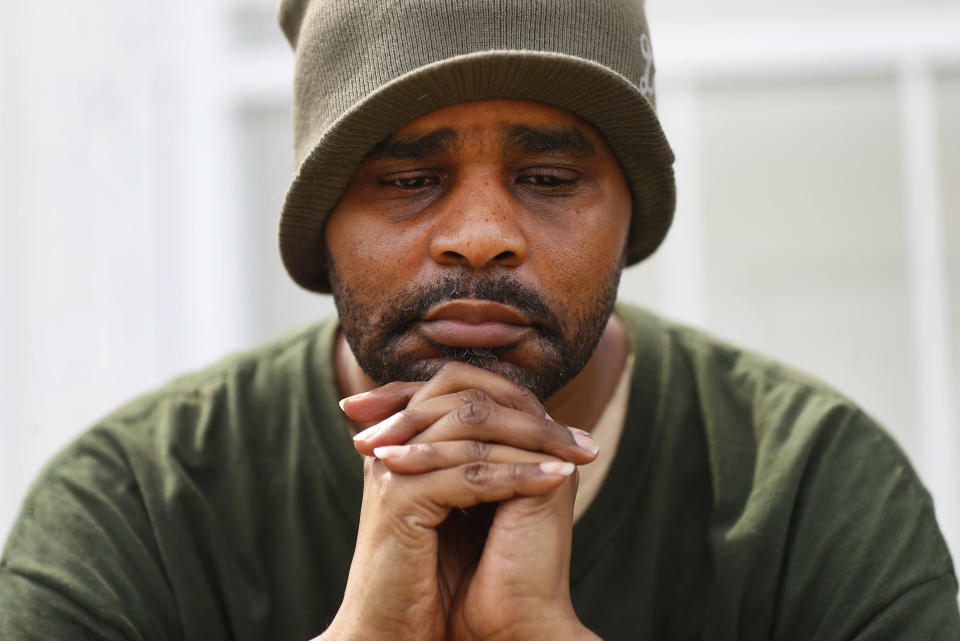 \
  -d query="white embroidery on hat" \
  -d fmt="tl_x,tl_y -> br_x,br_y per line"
638,34 -> 654,98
